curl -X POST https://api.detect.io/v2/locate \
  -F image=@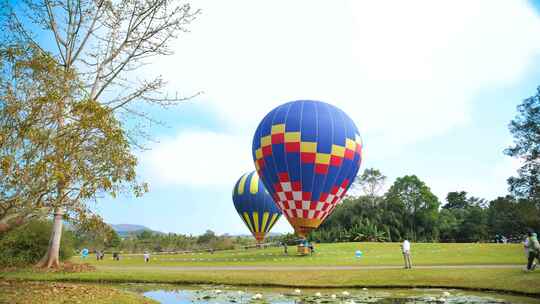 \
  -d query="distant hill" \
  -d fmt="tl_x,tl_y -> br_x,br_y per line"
110,224 -> 284,238
111,224 -> 163,238
111,224 -> 150,232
